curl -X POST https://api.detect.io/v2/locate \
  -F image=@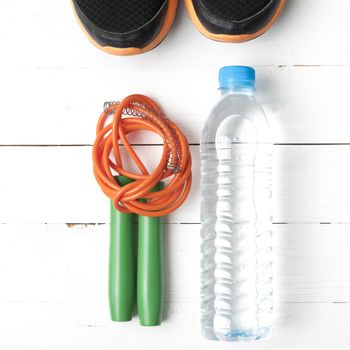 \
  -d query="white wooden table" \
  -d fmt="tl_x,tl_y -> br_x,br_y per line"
1,1 -> 350,349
